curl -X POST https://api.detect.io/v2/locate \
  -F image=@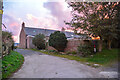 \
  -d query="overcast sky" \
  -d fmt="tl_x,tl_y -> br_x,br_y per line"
2,0 -> 72,43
